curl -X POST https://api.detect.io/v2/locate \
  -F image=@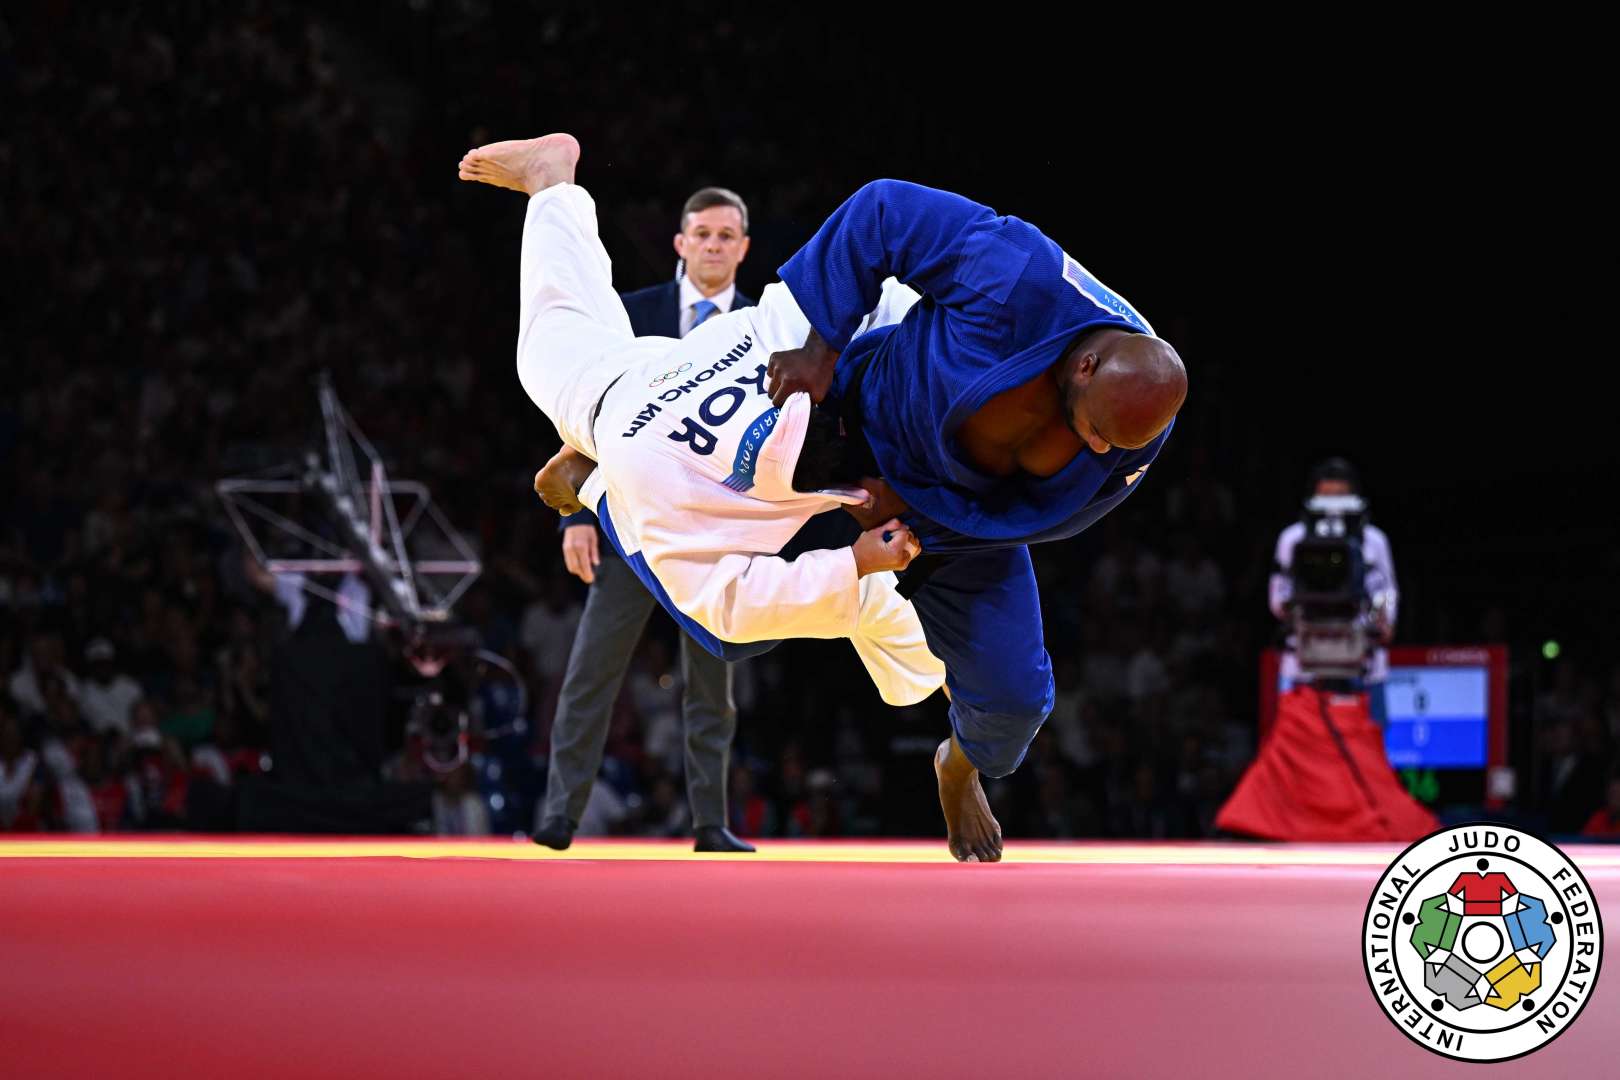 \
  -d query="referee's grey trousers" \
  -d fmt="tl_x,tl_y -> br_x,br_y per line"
540,552 -> 737,830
